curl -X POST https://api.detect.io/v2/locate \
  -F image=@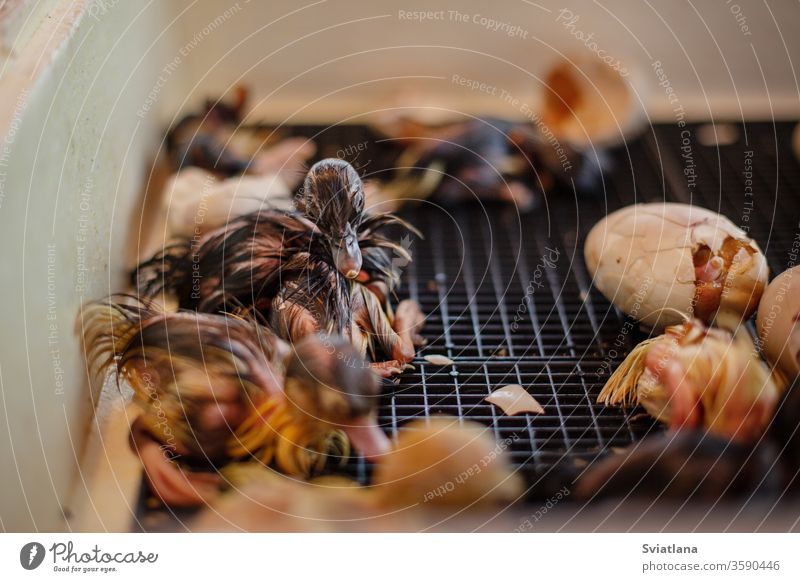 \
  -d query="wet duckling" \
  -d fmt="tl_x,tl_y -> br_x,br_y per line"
81,297 -> 389,507
134,159 -> 424,374
134,208 -> 422,374
136,158 -> 418,300
166,86 -> 251,176
165,87 -> 313,181
297,158 -> 367,278
371,117 -> 603,211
